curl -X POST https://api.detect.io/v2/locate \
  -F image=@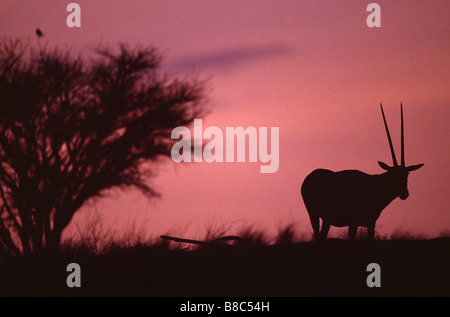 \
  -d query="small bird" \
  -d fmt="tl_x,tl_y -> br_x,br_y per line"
35,28 -> 44,38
